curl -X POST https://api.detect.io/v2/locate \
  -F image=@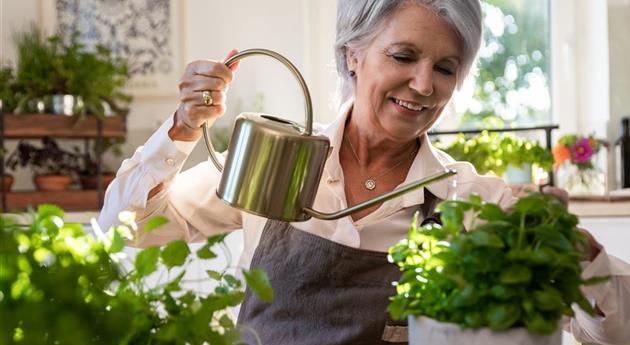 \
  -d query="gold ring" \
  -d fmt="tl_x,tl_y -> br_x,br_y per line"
202,90 -> 213,106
